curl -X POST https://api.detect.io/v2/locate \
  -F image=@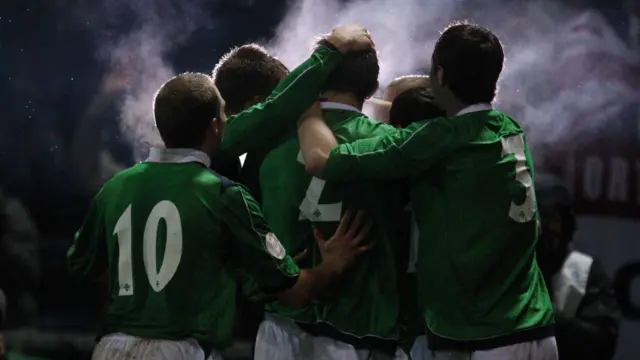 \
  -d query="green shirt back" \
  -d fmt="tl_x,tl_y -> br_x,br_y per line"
322,109 -> 554,346
260,103 -> 406,340
67,149 -> 299,349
